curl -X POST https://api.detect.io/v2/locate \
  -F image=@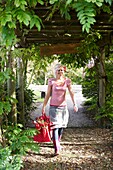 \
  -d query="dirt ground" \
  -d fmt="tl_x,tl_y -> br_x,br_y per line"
22,128 -> 113,170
